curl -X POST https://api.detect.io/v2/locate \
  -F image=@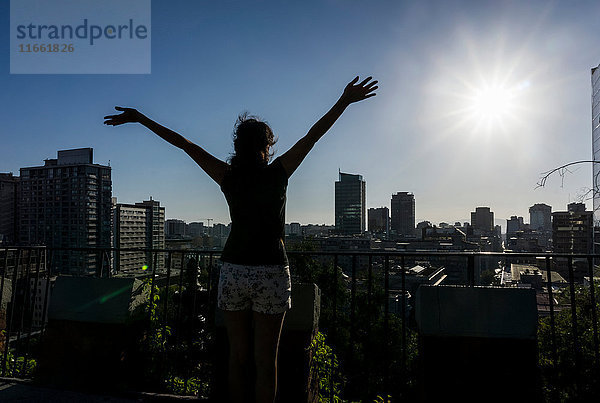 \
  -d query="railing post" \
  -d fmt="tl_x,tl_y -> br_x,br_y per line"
401,254 -> 406,386
366,253 -> 373,394
588,257 -> 600,372
367,254 -> 373,308
13,249 -> 34,377
5,248 -> 22,376
0,247 -> 8,354
104,249 -> 111,278
175,251 -> 187,345
148,250 -> 158,321
467,255 -> 475,287
162,251 -> 173,346
330,253 -> 338,403
191,252 -> 200,335
1,247 -> 17,377
384,255 -> 390,398
350,254 -> 357,372
23,248 -> 43,375
545,257 -> 558,365
40,249 -> 52,339
567,256 -> 580,393
207,253 -> 214,305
